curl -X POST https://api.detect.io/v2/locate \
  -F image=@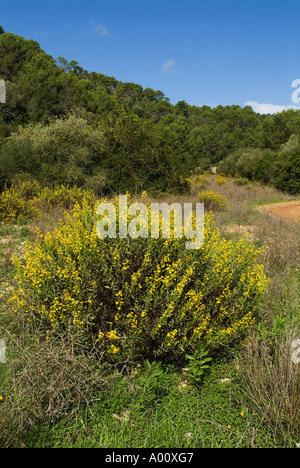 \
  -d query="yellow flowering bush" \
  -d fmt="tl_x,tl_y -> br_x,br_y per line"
198,190 -> 227,211
10,197 -> 269,362
195,175 -> 209,190
216,175 -> 228,186
0,182 -> 41,223
0,180 -> 95,223
233,175 -> 251,186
